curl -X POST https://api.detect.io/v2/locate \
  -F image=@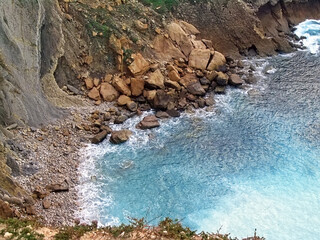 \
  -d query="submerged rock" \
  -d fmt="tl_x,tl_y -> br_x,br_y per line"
91,130 -> 108,144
